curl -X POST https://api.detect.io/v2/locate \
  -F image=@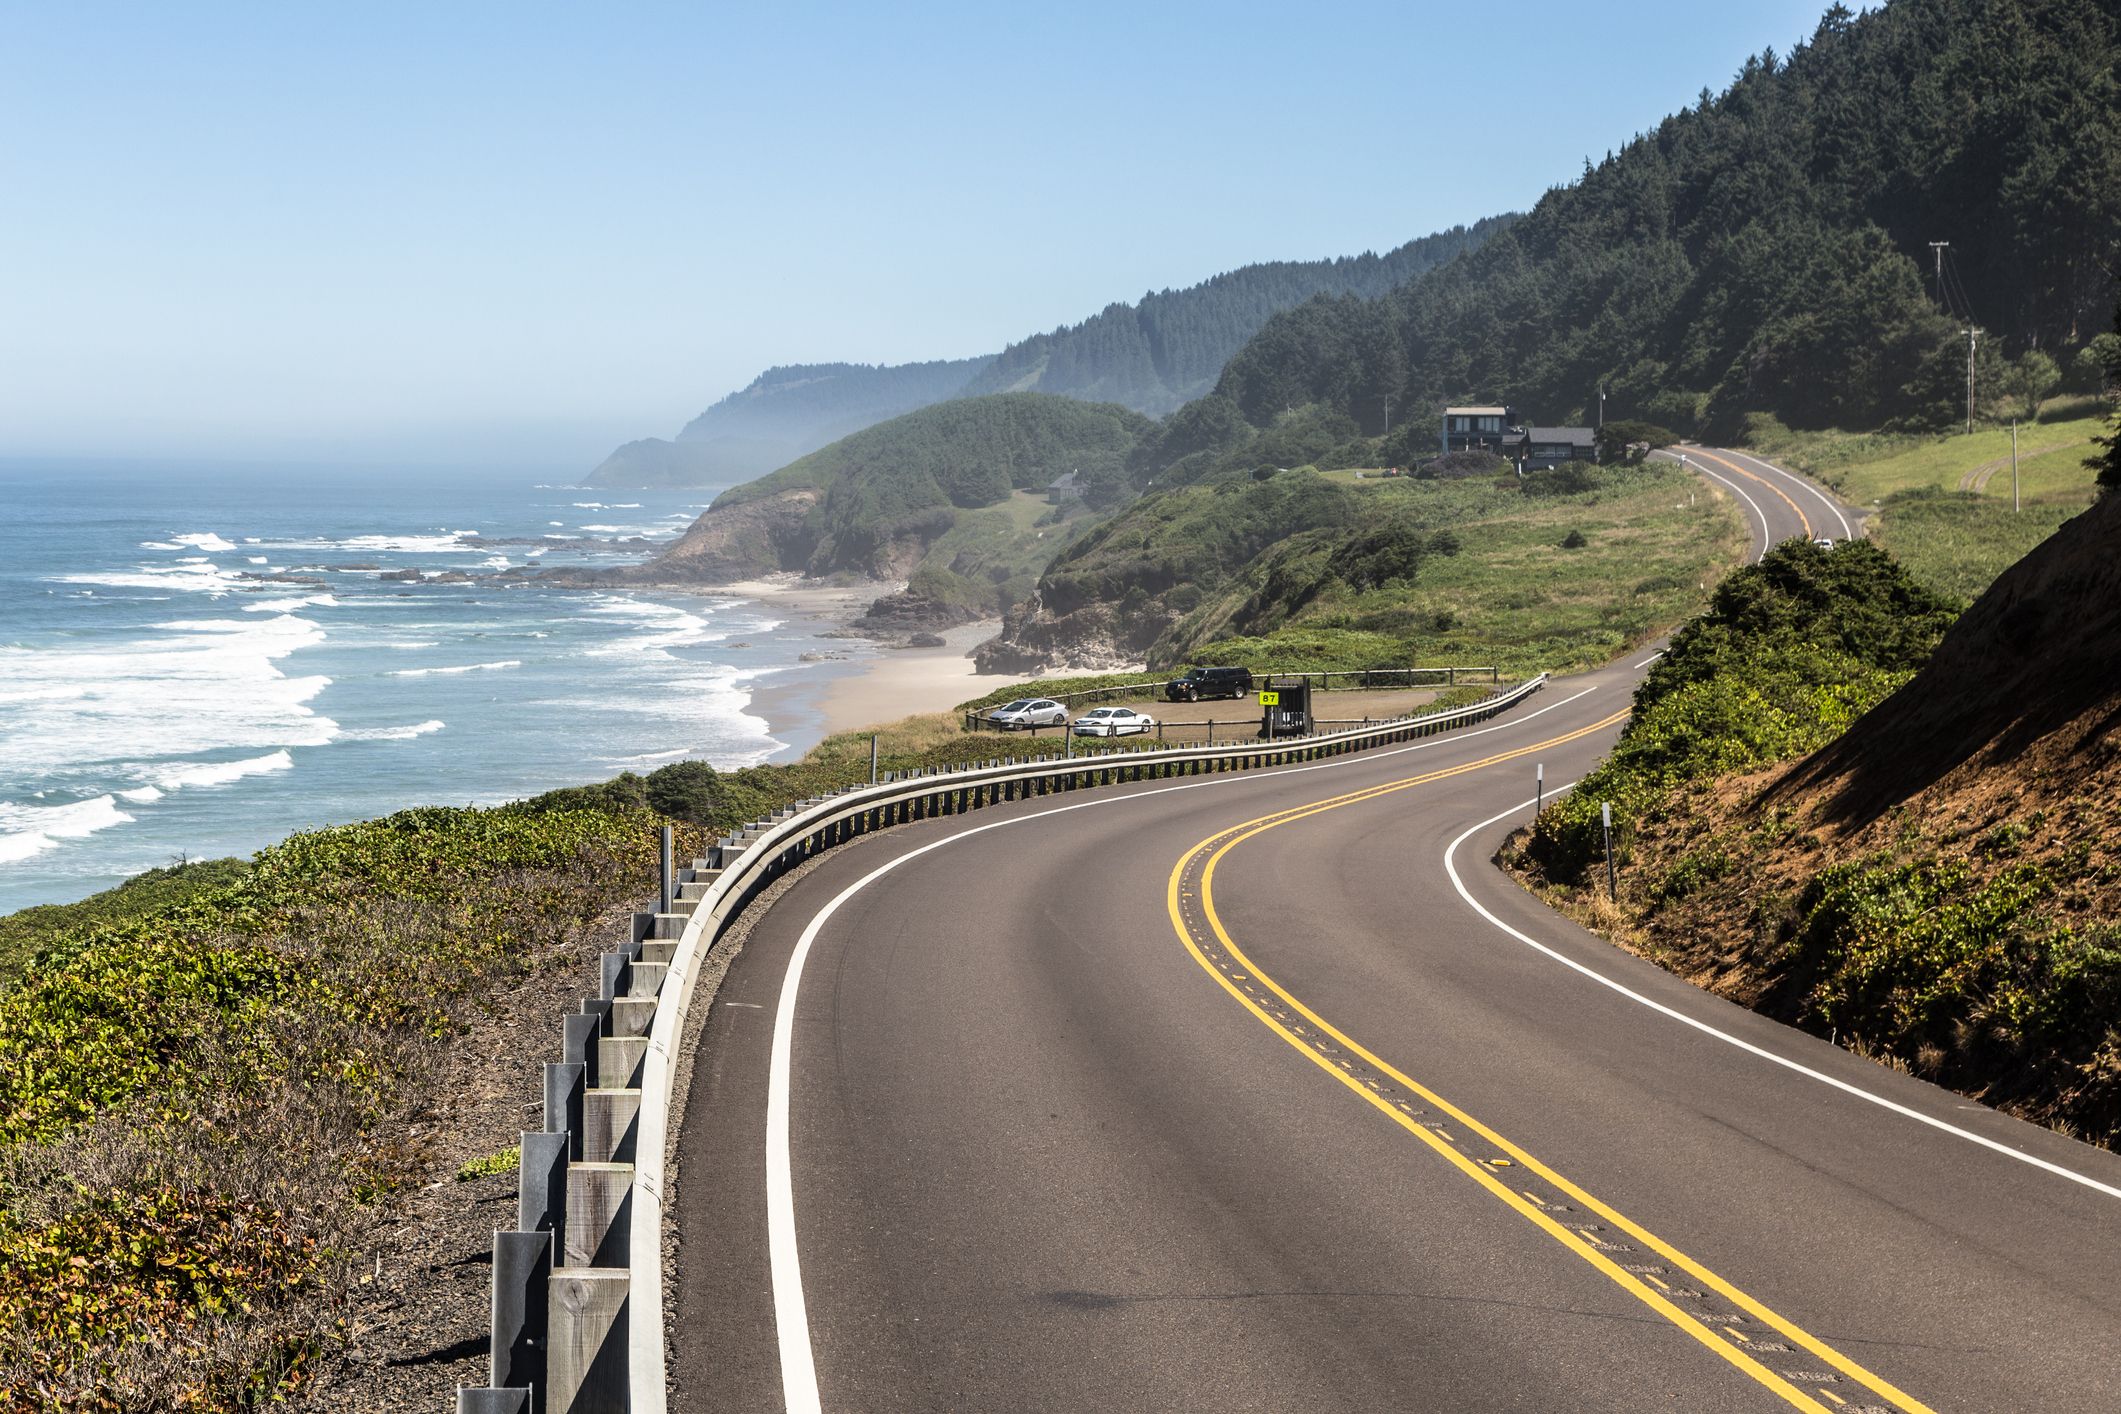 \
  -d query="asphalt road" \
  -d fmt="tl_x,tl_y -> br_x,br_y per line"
670,452 -> 2121,1412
